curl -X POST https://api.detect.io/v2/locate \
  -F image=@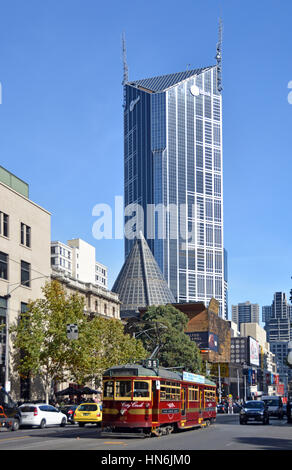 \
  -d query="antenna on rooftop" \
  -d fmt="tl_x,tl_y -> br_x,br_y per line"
122,32 -> 129,86
215,17 -> 223,93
